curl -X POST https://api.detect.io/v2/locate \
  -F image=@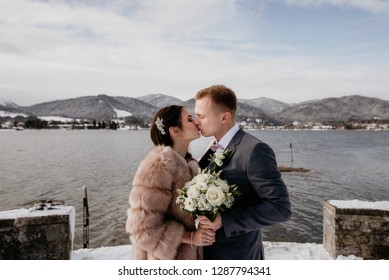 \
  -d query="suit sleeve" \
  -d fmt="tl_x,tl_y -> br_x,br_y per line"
126,158 -> 185,259
222,142 -> 292,237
